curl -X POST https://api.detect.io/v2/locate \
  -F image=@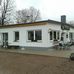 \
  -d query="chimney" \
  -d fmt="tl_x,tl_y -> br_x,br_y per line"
61,15 -> 66,23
